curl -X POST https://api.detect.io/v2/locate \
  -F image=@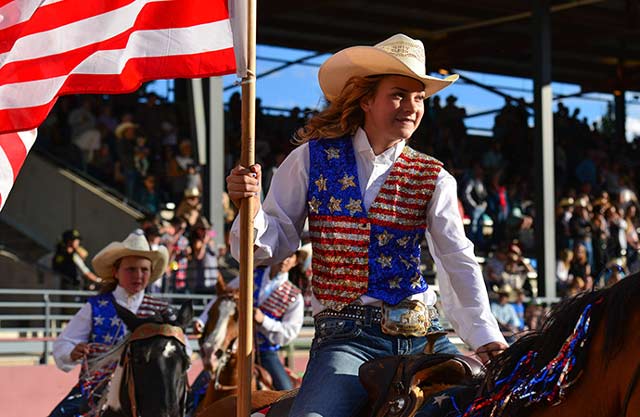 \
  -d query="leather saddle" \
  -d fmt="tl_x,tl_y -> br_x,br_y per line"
260,353 -> 484,417
359,353 -> 484,417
